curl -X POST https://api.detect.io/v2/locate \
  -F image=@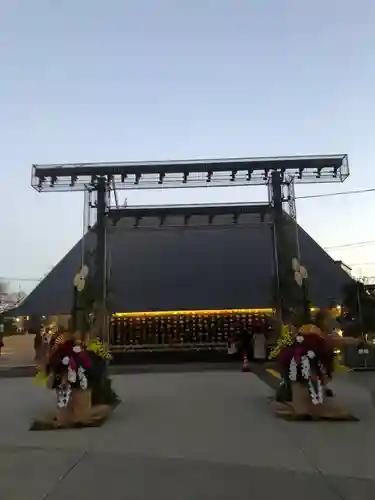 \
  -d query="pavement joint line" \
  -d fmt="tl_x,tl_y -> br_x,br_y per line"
40,451 -> 88,500
298,445 -> 346,500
